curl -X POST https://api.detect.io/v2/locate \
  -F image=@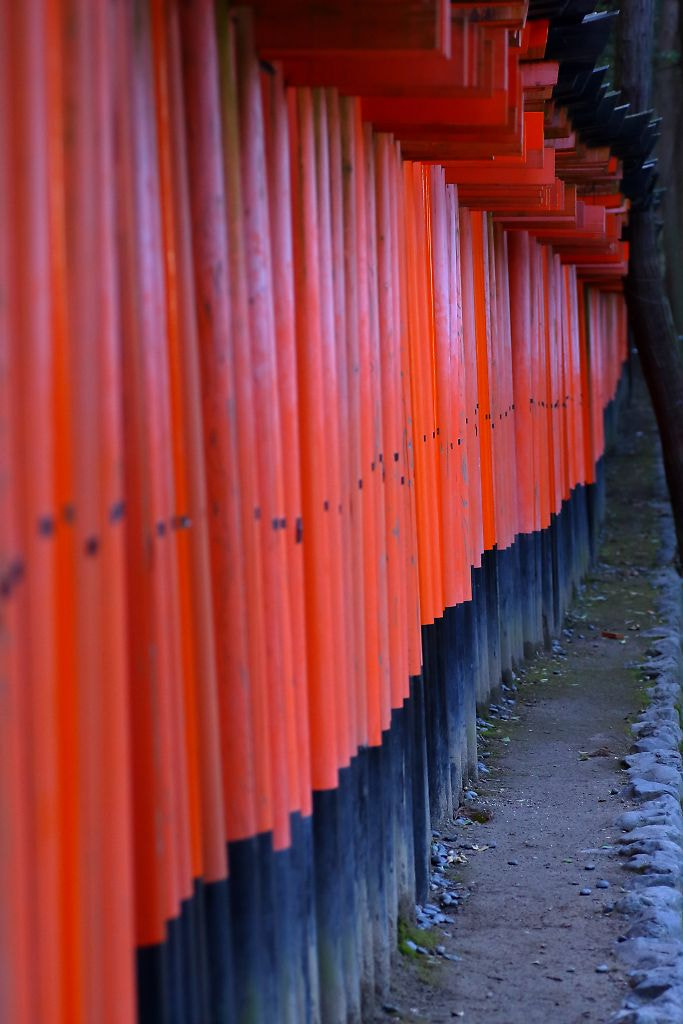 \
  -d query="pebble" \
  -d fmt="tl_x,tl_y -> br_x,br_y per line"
596,879 -> 610,889
584,862 -> 597,871
443,953 -> 461,962
595,964 -> 610,974
404,939 -> 417,952
580,888 -> 592,896
508,859 -> 519,866
435,945 -> 446,955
